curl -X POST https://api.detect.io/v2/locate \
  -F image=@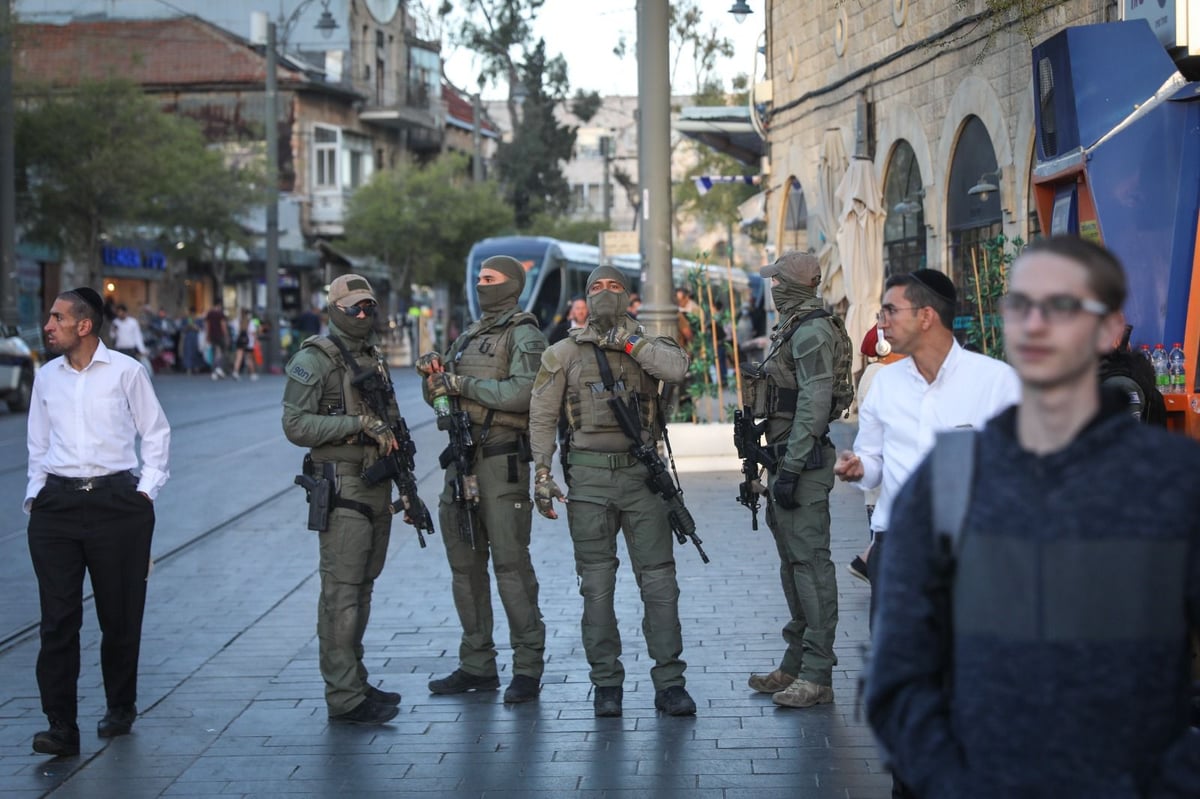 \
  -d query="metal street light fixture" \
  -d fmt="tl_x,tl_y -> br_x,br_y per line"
968,169 -> 1001,202
315,8 -> 339,39
729,1 -> 753,24
892,189 -> 925,216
